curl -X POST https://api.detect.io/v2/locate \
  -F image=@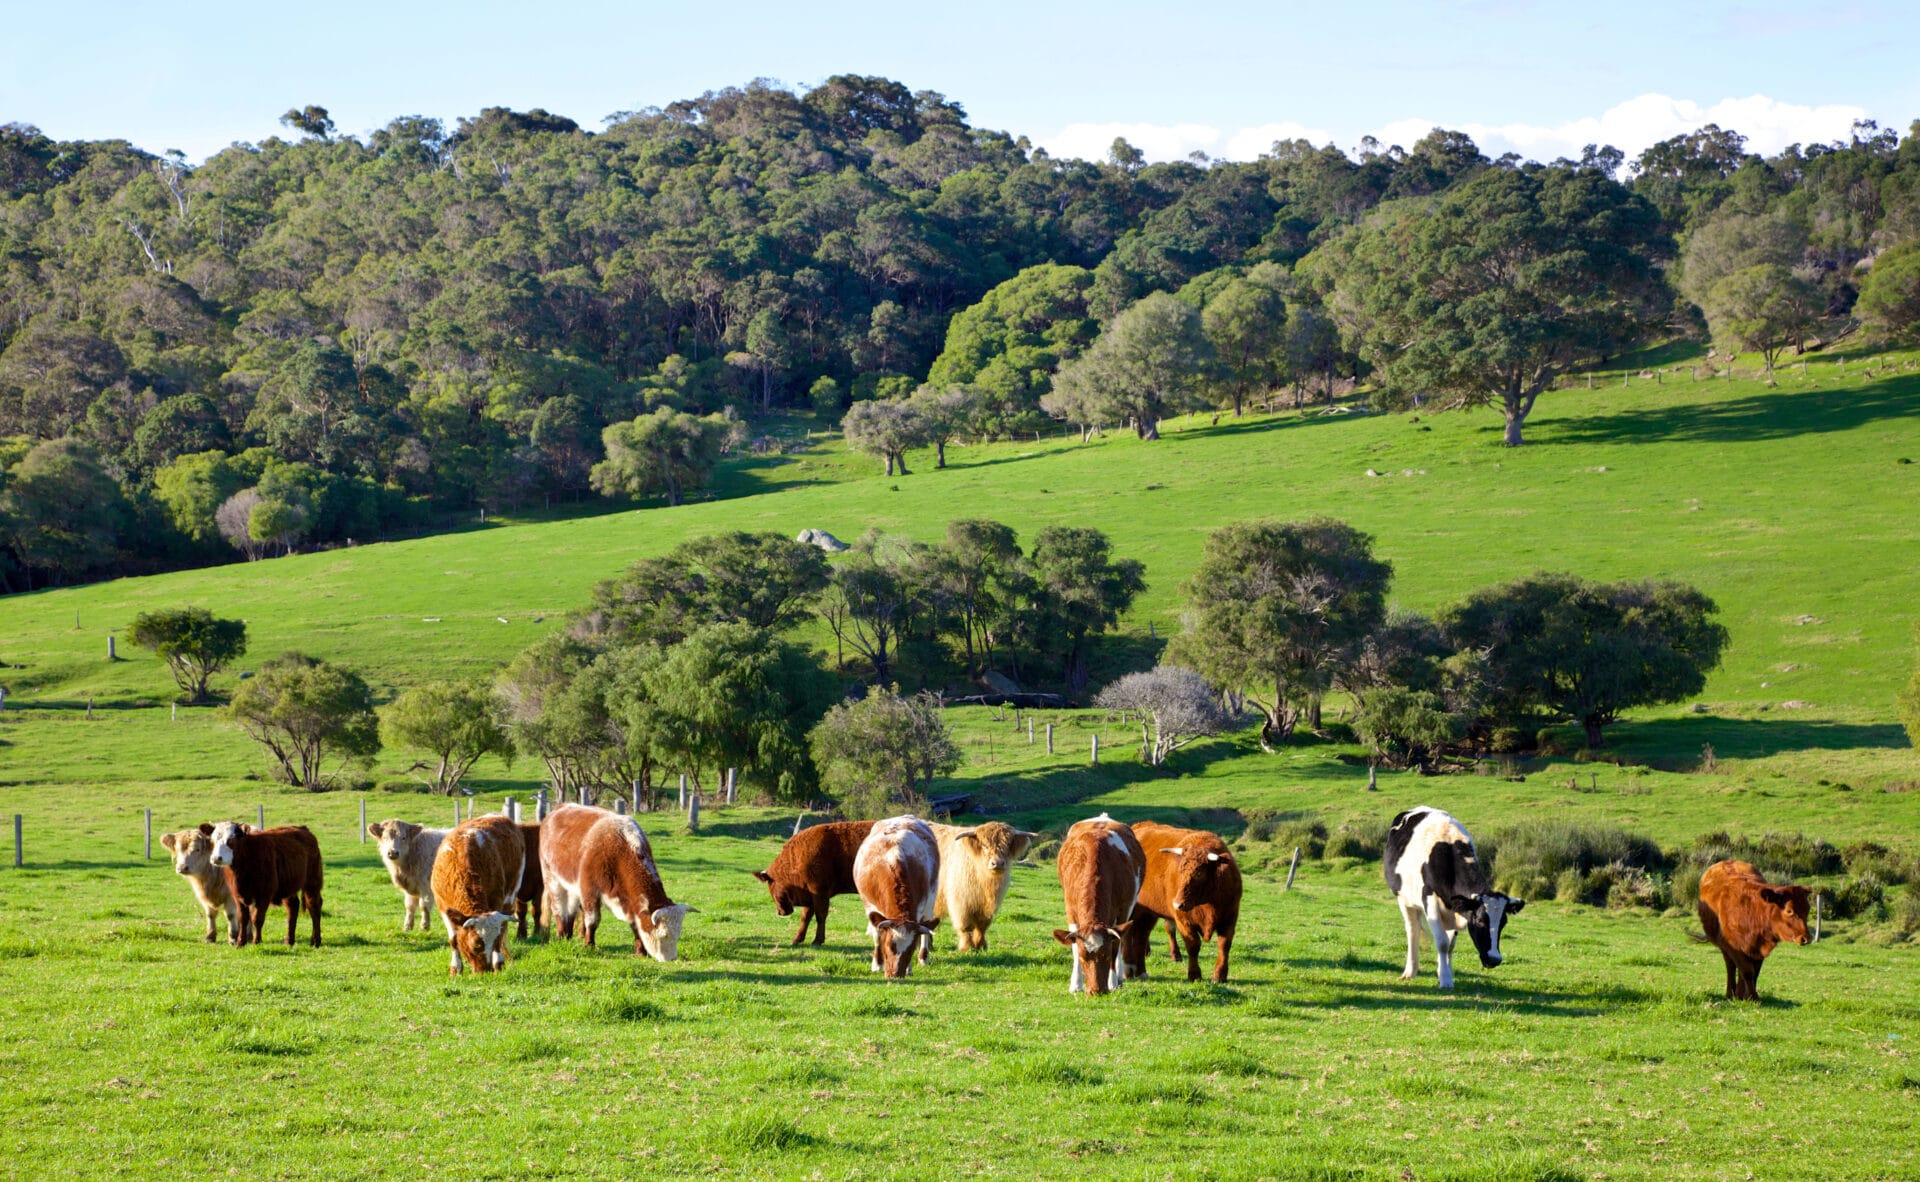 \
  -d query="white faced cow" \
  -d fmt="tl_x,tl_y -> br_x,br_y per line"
1384,806 -> 1524,990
